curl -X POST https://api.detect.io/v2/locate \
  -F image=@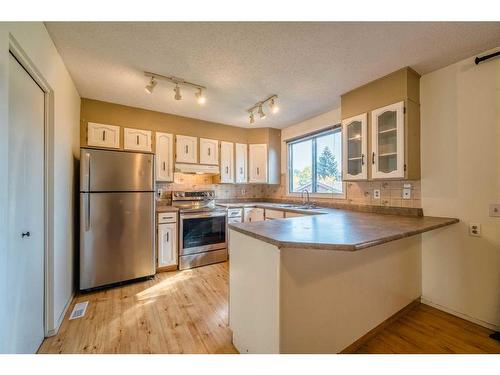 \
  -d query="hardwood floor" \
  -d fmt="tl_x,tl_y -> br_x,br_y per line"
355,303 -> 500,354
38,262 -> 237,354
39,261 -> 500,354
